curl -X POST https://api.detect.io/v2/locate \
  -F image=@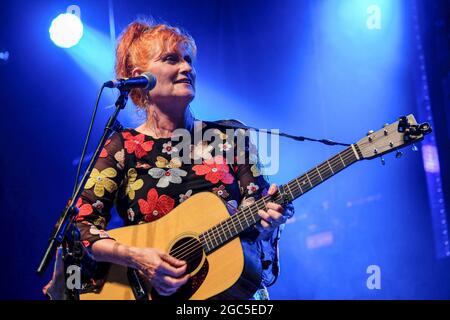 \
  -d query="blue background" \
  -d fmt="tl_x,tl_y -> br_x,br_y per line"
0,0 -> 449,299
